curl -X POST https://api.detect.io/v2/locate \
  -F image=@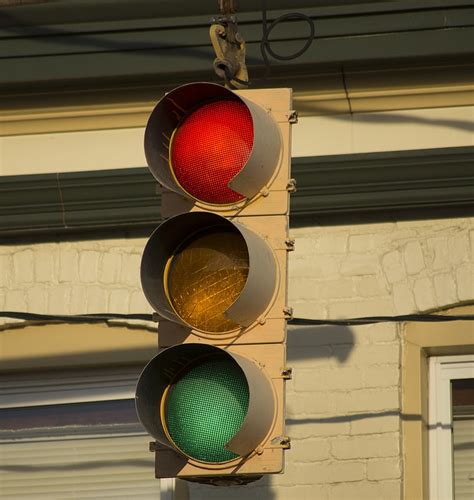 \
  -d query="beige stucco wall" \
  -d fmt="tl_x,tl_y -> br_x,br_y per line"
1,105 -> 473,175
1,216 -> 472,499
